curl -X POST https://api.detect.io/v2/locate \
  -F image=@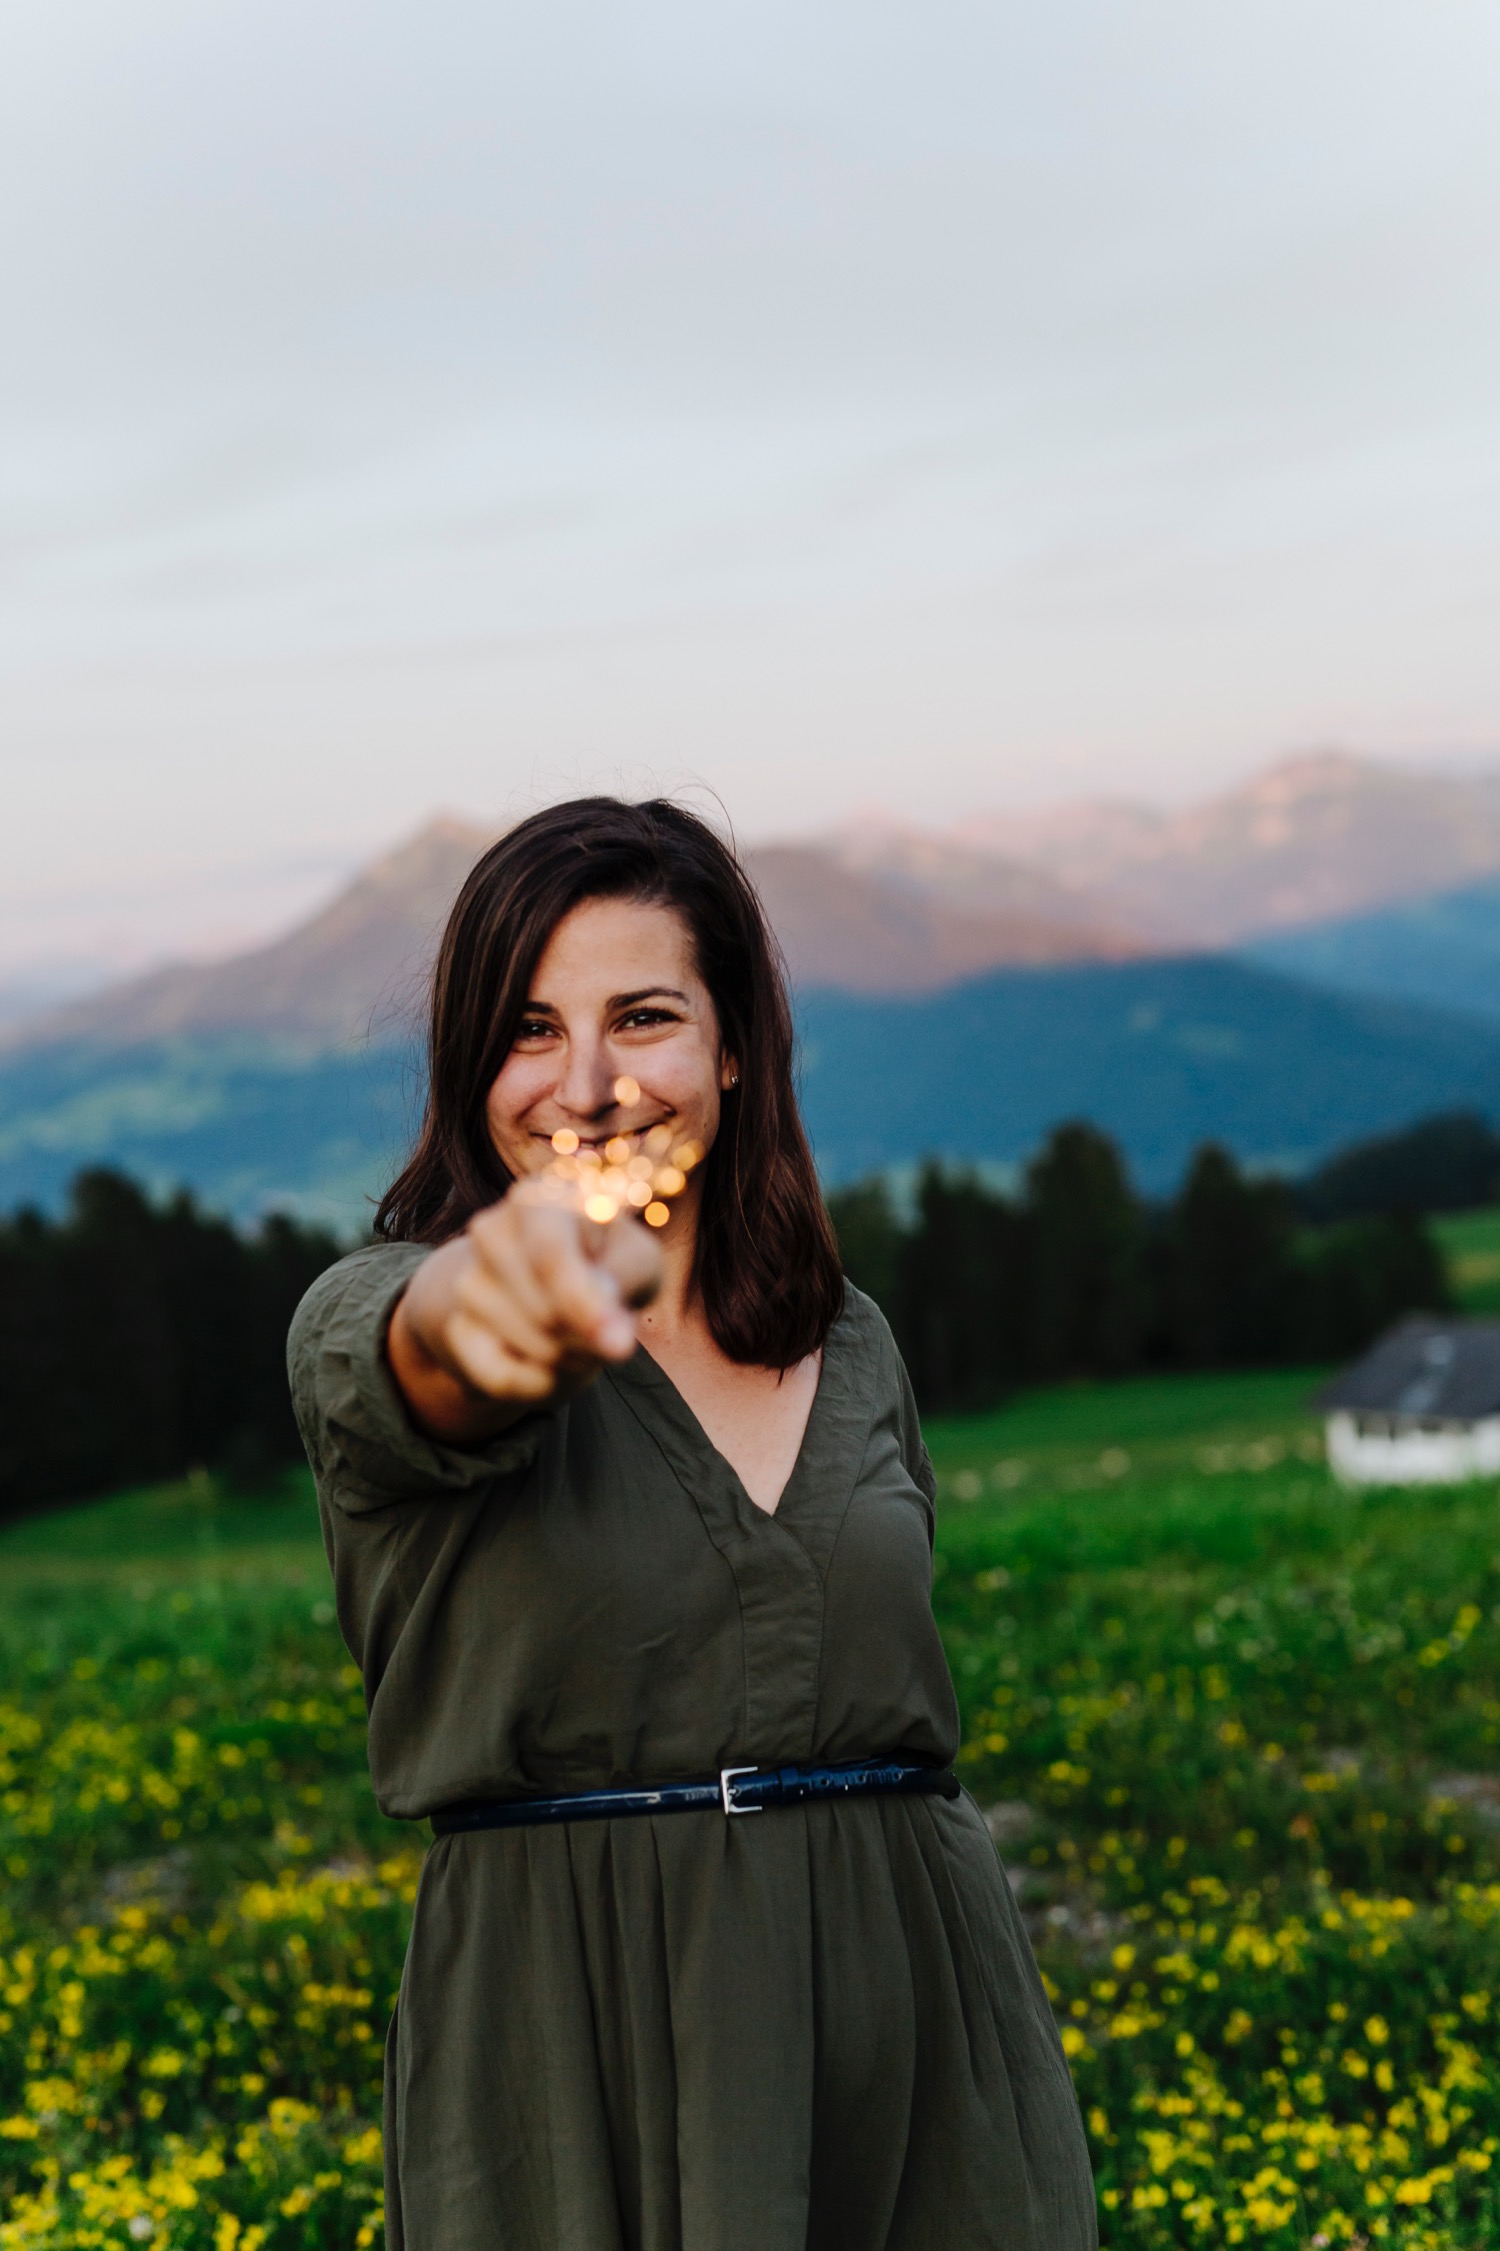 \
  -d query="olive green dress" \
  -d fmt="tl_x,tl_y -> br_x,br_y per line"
290,1244 -> 1096,2251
